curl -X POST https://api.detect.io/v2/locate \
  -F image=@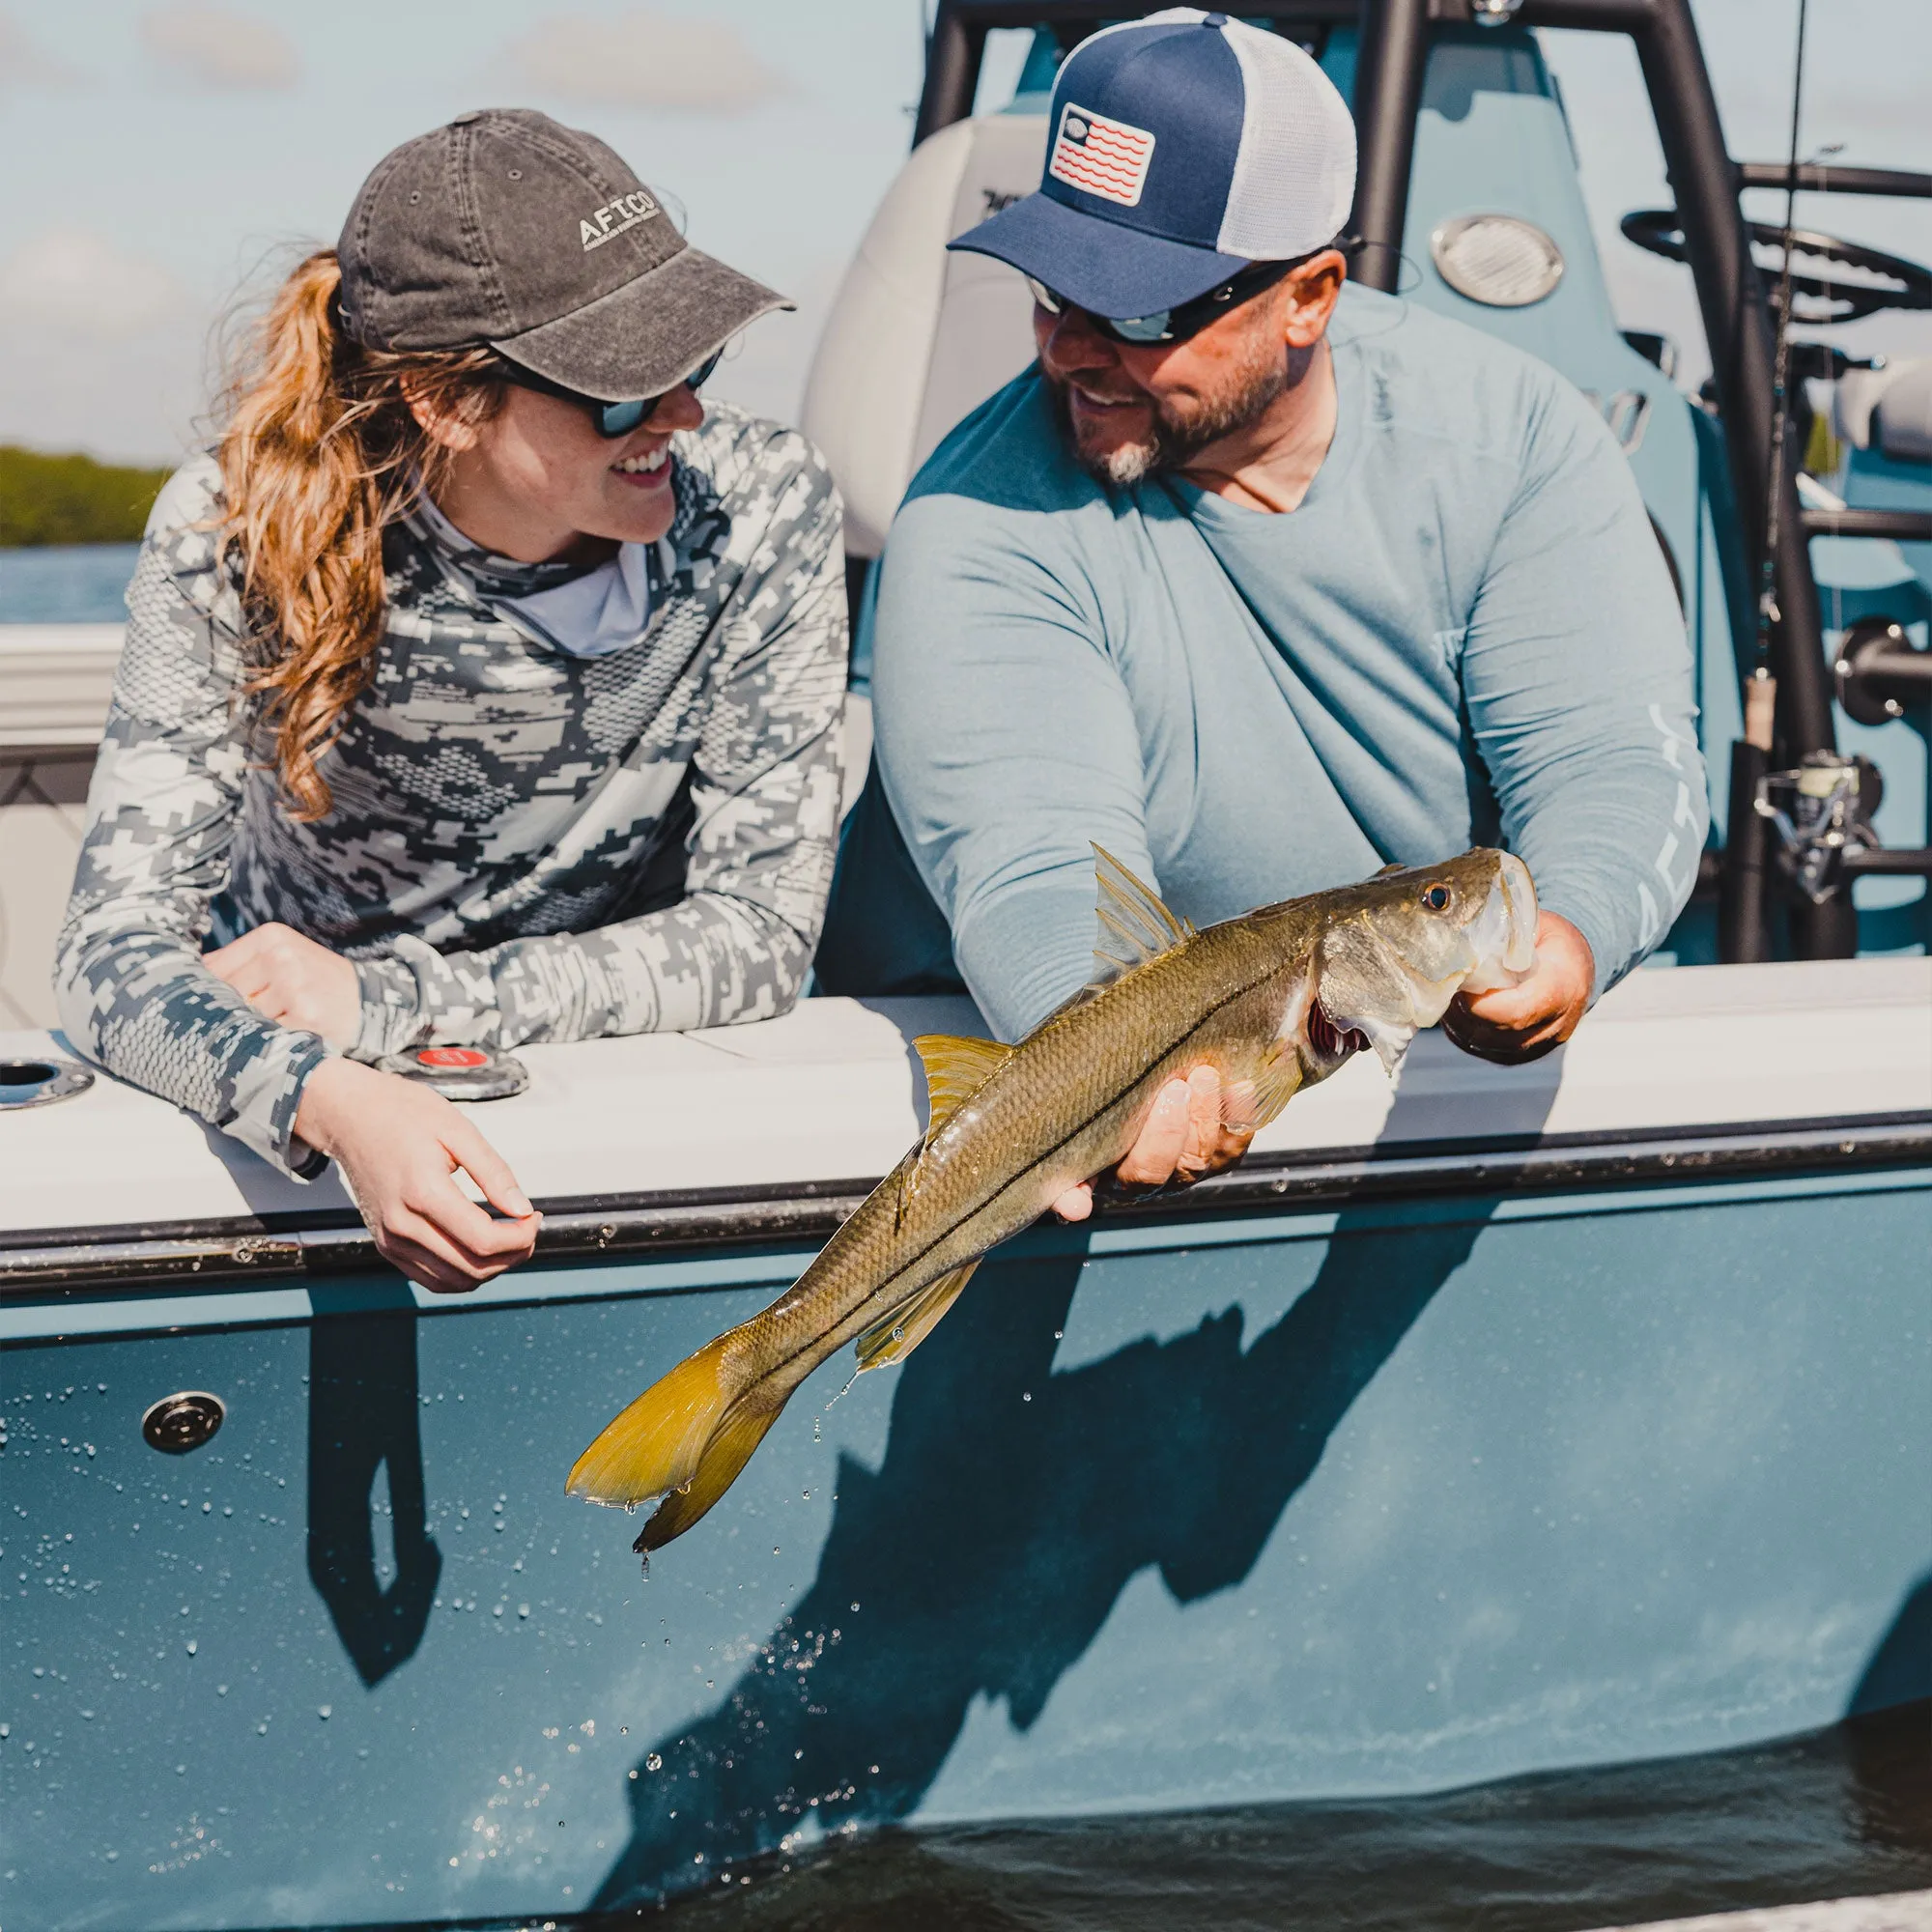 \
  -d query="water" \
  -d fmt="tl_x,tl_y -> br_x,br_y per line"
648,1704 -> 1932,1931
0,543 -> 137,623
